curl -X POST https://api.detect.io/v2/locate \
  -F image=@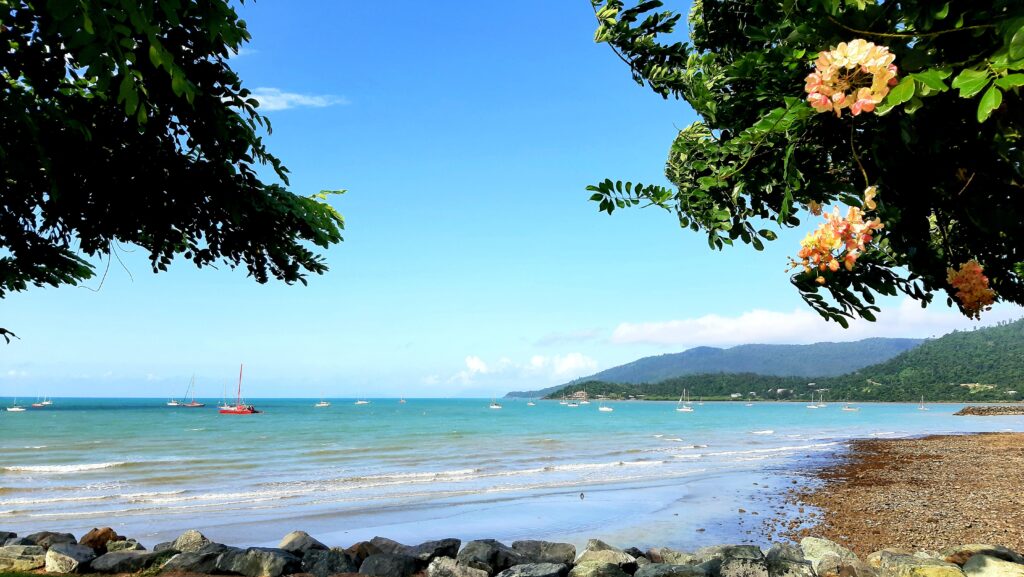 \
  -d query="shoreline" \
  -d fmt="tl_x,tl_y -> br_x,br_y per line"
781,431 -> 1024,556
